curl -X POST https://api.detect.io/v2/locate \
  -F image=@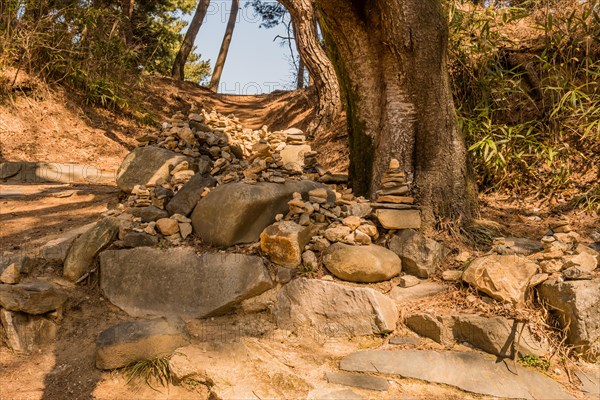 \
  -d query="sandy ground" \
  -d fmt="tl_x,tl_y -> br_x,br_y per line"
0,75 -> 597,400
